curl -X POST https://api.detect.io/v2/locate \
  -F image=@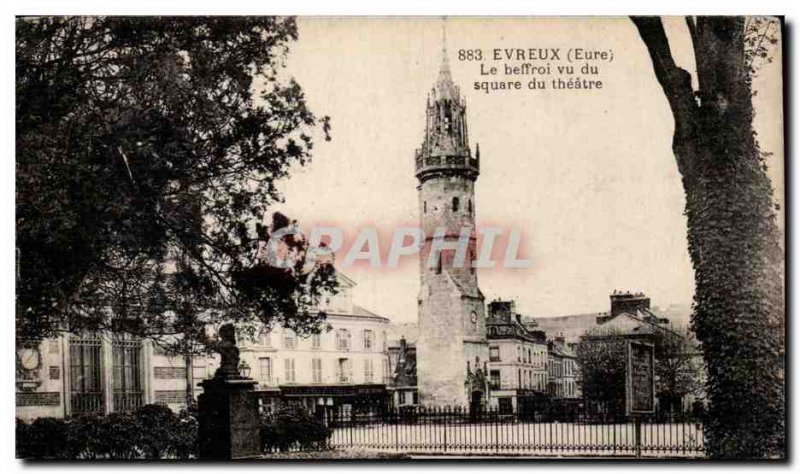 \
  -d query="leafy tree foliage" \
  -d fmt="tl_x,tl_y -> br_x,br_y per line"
259,404 -> 332,453
576,330 -> 627,415
654,324 -> 704,410
16,17 -> 336,351
631,16 -> 784,458
577,324 -> 705,416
